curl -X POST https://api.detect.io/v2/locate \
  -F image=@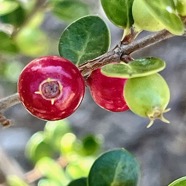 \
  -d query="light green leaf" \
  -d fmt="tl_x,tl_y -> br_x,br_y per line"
142,0 -> 184,35
0,31 -> 18,54
52,0 -> 89,23
44,119 -> 71,150
6,175 -> 29,186
38,179 -> 62,186
176,0 -> 186,16
88,148 -> 140,186
36,157 -> 69,185
25,132 -> 54,163
101,0 -> 134,28
67,177 -> 87,186
101,57 -> 166,78
169,176 -> 186,186
0,1 -> 19,15
58,15 -> 110,65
